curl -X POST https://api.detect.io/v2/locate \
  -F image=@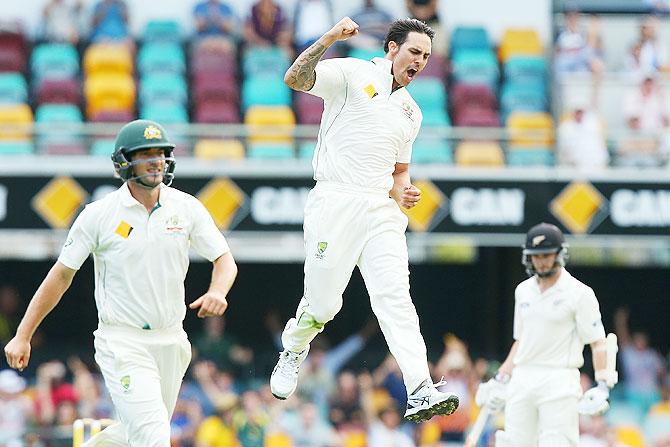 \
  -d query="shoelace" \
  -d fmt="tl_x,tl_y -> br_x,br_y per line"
277,351 -> 302,375
433,376 -> 447,388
